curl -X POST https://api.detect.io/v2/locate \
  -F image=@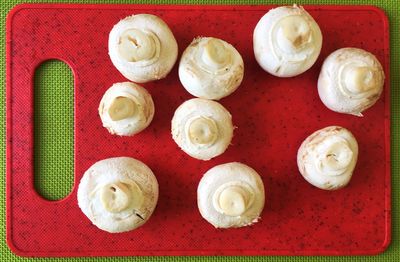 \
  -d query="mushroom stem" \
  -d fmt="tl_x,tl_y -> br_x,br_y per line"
315,138 -> 354,176
278,16 -> 312,51
118,29 -> 157,62
217,186 -> 249,217
108,96 -> 137,121
100,181 -> 143,213
186,116 -> 218,146
201,38 -> 231,70
344,66 -> 375,93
